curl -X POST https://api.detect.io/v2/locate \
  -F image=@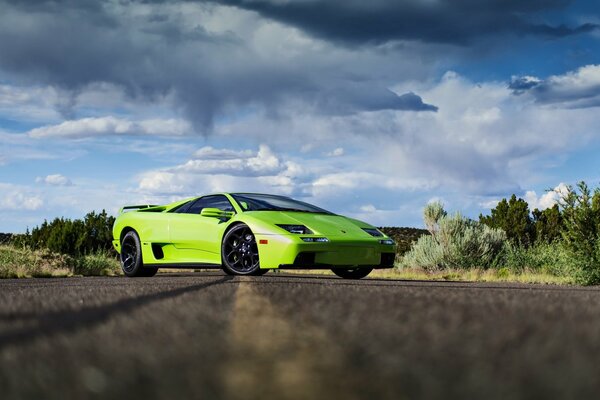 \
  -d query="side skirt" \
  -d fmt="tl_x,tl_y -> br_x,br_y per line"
144,263 -> 222,269
278,264 -> 393,270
